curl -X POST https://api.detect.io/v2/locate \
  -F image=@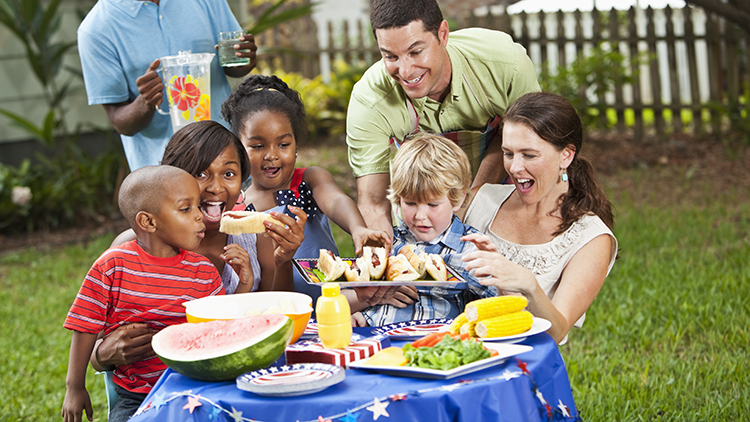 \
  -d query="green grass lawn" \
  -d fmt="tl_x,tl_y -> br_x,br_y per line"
1,148 -> 748,420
